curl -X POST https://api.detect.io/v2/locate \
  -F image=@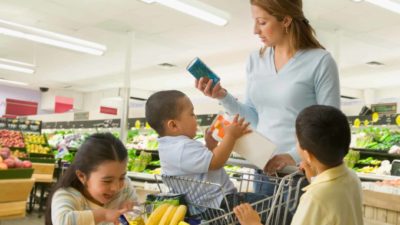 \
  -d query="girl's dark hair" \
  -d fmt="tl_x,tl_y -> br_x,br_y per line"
45,133 -> 127,225
250,0 -> 324,56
